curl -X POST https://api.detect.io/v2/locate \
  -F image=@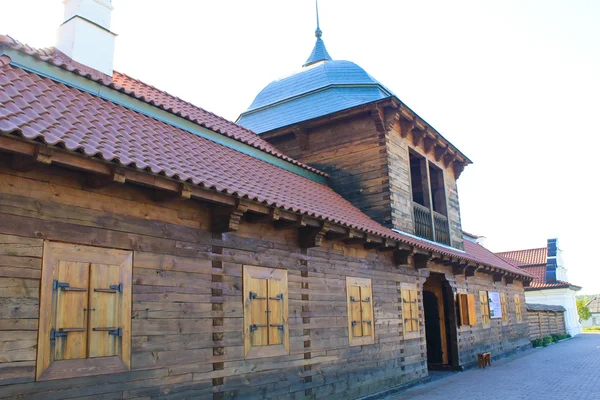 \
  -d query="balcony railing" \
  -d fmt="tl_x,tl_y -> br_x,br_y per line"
413,202 -> 433,241
433,211 -> 451,246
412,202 -> 451,246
